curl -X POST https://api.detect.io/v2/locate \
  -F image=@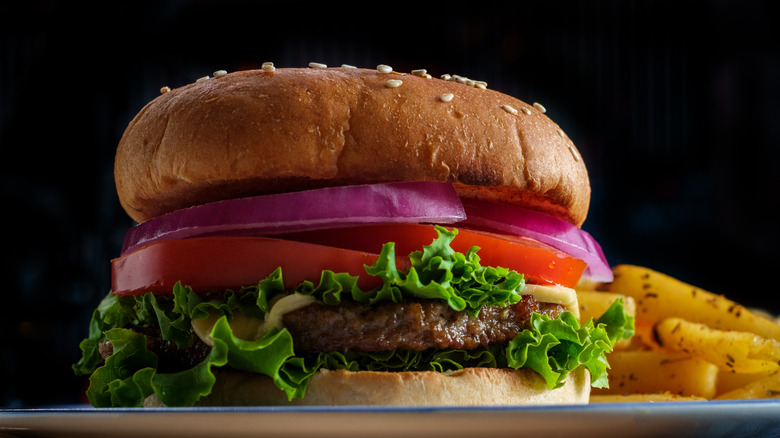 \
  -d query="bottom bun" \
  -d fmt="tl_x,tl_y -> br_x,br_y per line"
144,367 -> 591,407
